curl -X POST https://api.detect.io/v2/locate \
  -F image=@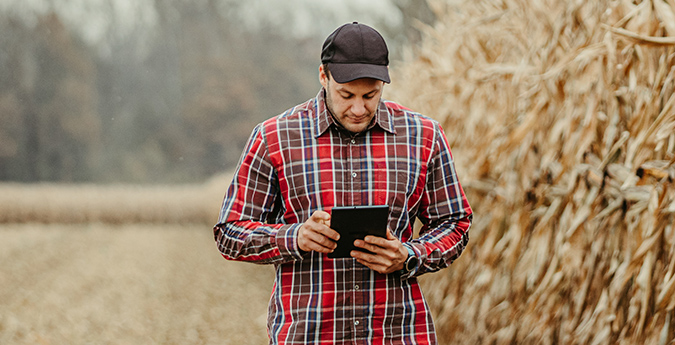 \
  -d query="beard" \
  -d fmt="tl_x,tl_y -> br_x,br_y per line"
323,82 -> 378,135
